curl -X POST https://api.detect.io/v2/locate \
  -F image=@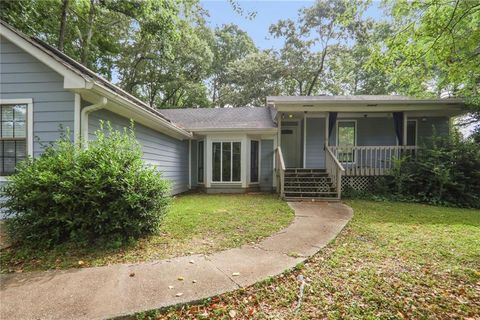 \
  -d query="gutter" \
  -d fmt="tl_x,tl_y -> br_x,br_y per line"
81,97 -> 108,146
